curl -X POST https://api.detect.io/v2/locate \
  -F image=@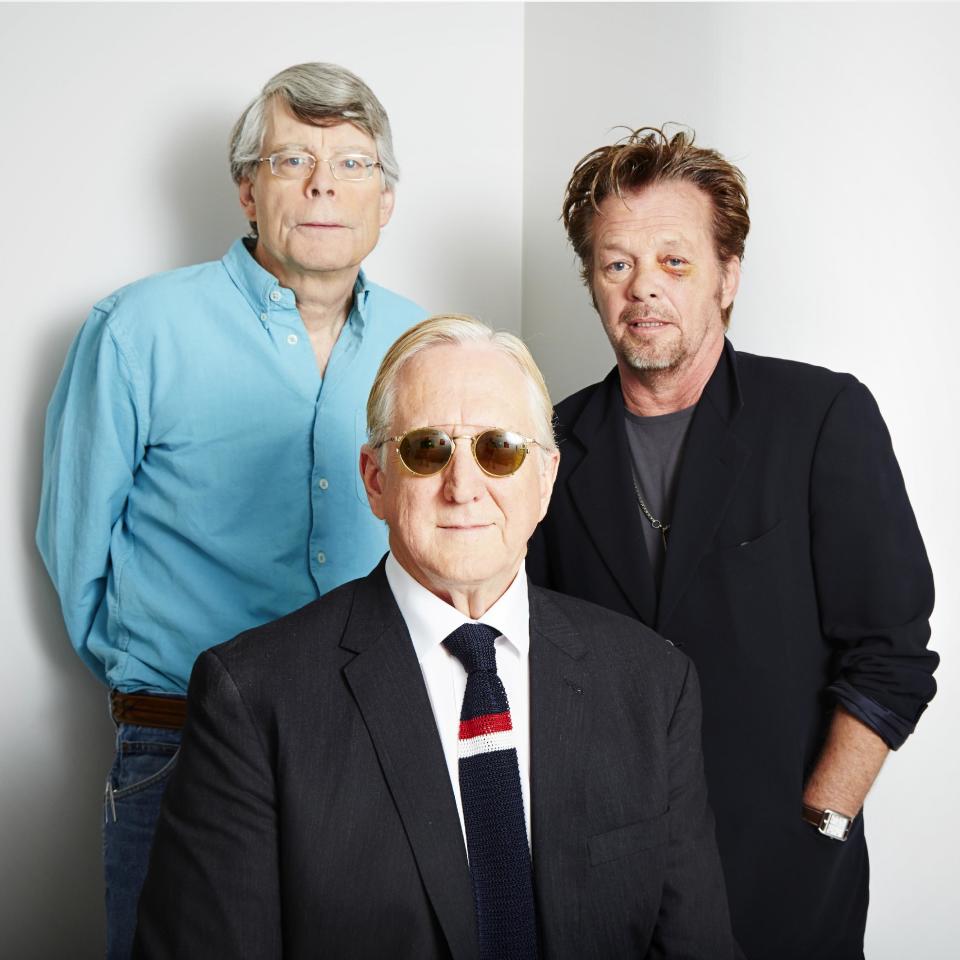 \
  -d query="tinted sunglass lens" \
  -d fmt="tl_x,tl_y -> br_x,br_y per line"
398,429 -> 453,475
475,430 -> 528,476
